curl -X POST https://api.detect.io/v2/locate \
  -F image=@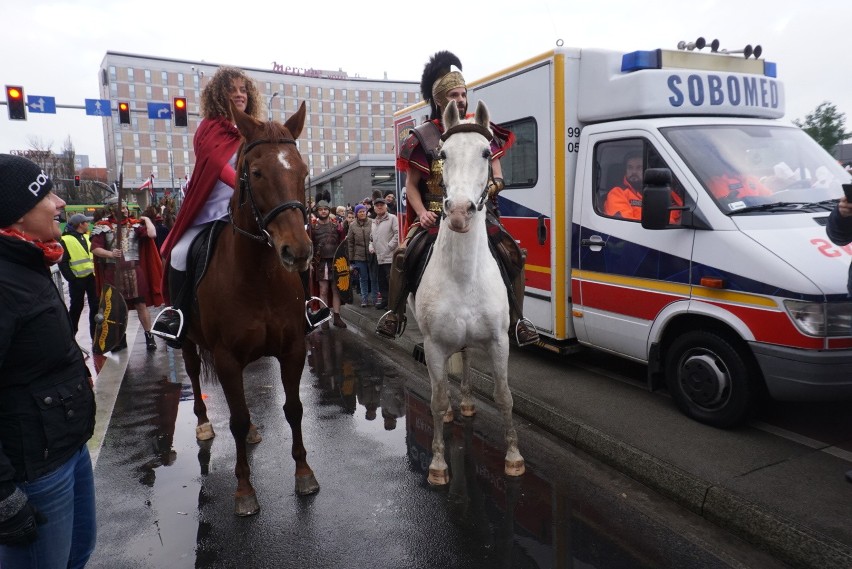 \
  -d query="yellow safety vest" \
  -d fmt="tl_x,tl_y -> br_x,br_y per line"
61,233 -> 94,278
